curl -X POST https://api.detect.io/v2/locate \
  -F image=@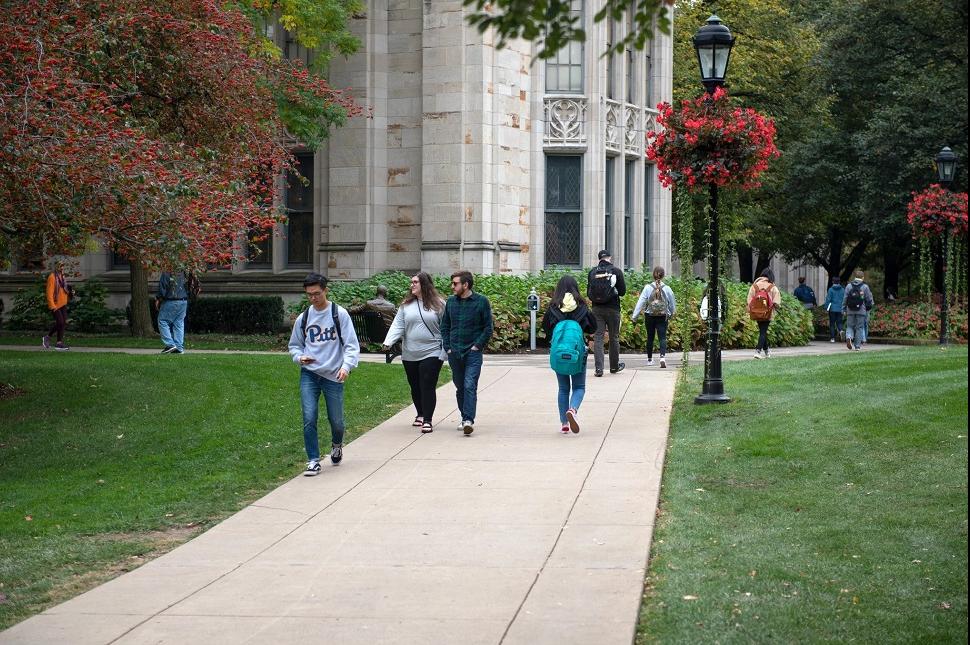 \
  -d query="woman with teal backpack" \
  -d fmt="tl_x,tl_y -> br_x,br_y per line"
542,275 -> 597,434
